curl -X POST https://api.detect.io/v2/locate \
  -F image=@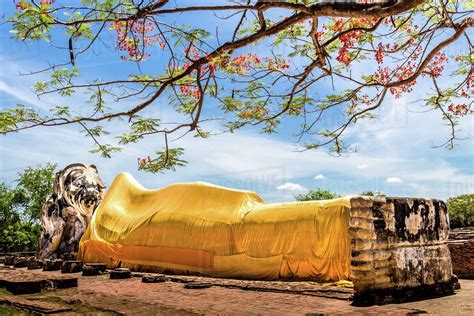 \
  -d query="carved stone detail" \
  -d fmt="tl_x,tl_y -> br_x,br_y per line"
349,196 -> 456,304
